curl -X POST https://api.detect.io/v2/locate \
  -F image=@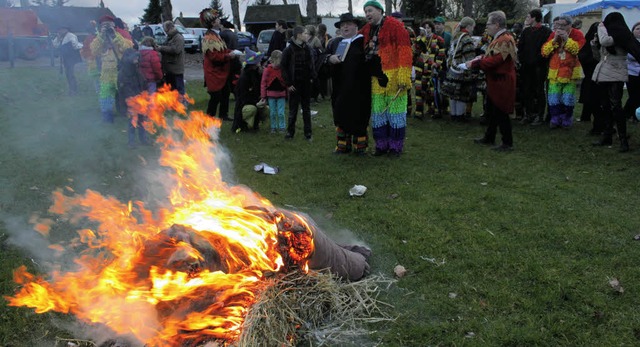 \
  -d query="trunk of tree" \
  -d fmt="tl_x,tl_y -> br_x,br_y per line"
385,0 -> 392,15
463,0 -> 472,16
306,0 -> 317,24
161,0 -> 173,23
282,0 -> 287,4
231,0 -> 241,31
348,0 -> 353,14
